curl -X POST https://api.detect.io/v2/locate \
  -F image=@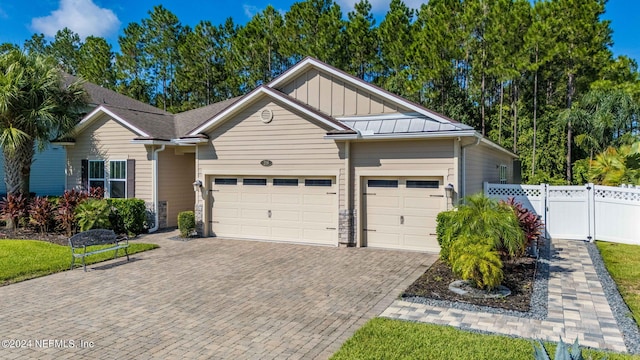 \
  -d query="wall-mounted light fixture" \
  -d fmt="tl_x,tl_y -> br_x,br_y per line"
193,180 -> 203,192
444,183 -> 454,210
